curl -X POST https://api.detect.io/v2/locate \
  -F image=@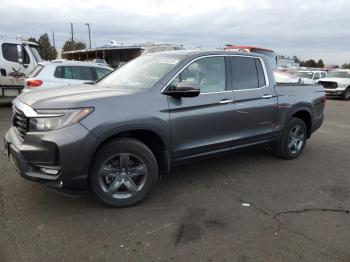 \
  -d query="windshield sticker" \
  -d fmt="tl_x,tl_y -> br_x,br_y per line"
158,58 -> 179,65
